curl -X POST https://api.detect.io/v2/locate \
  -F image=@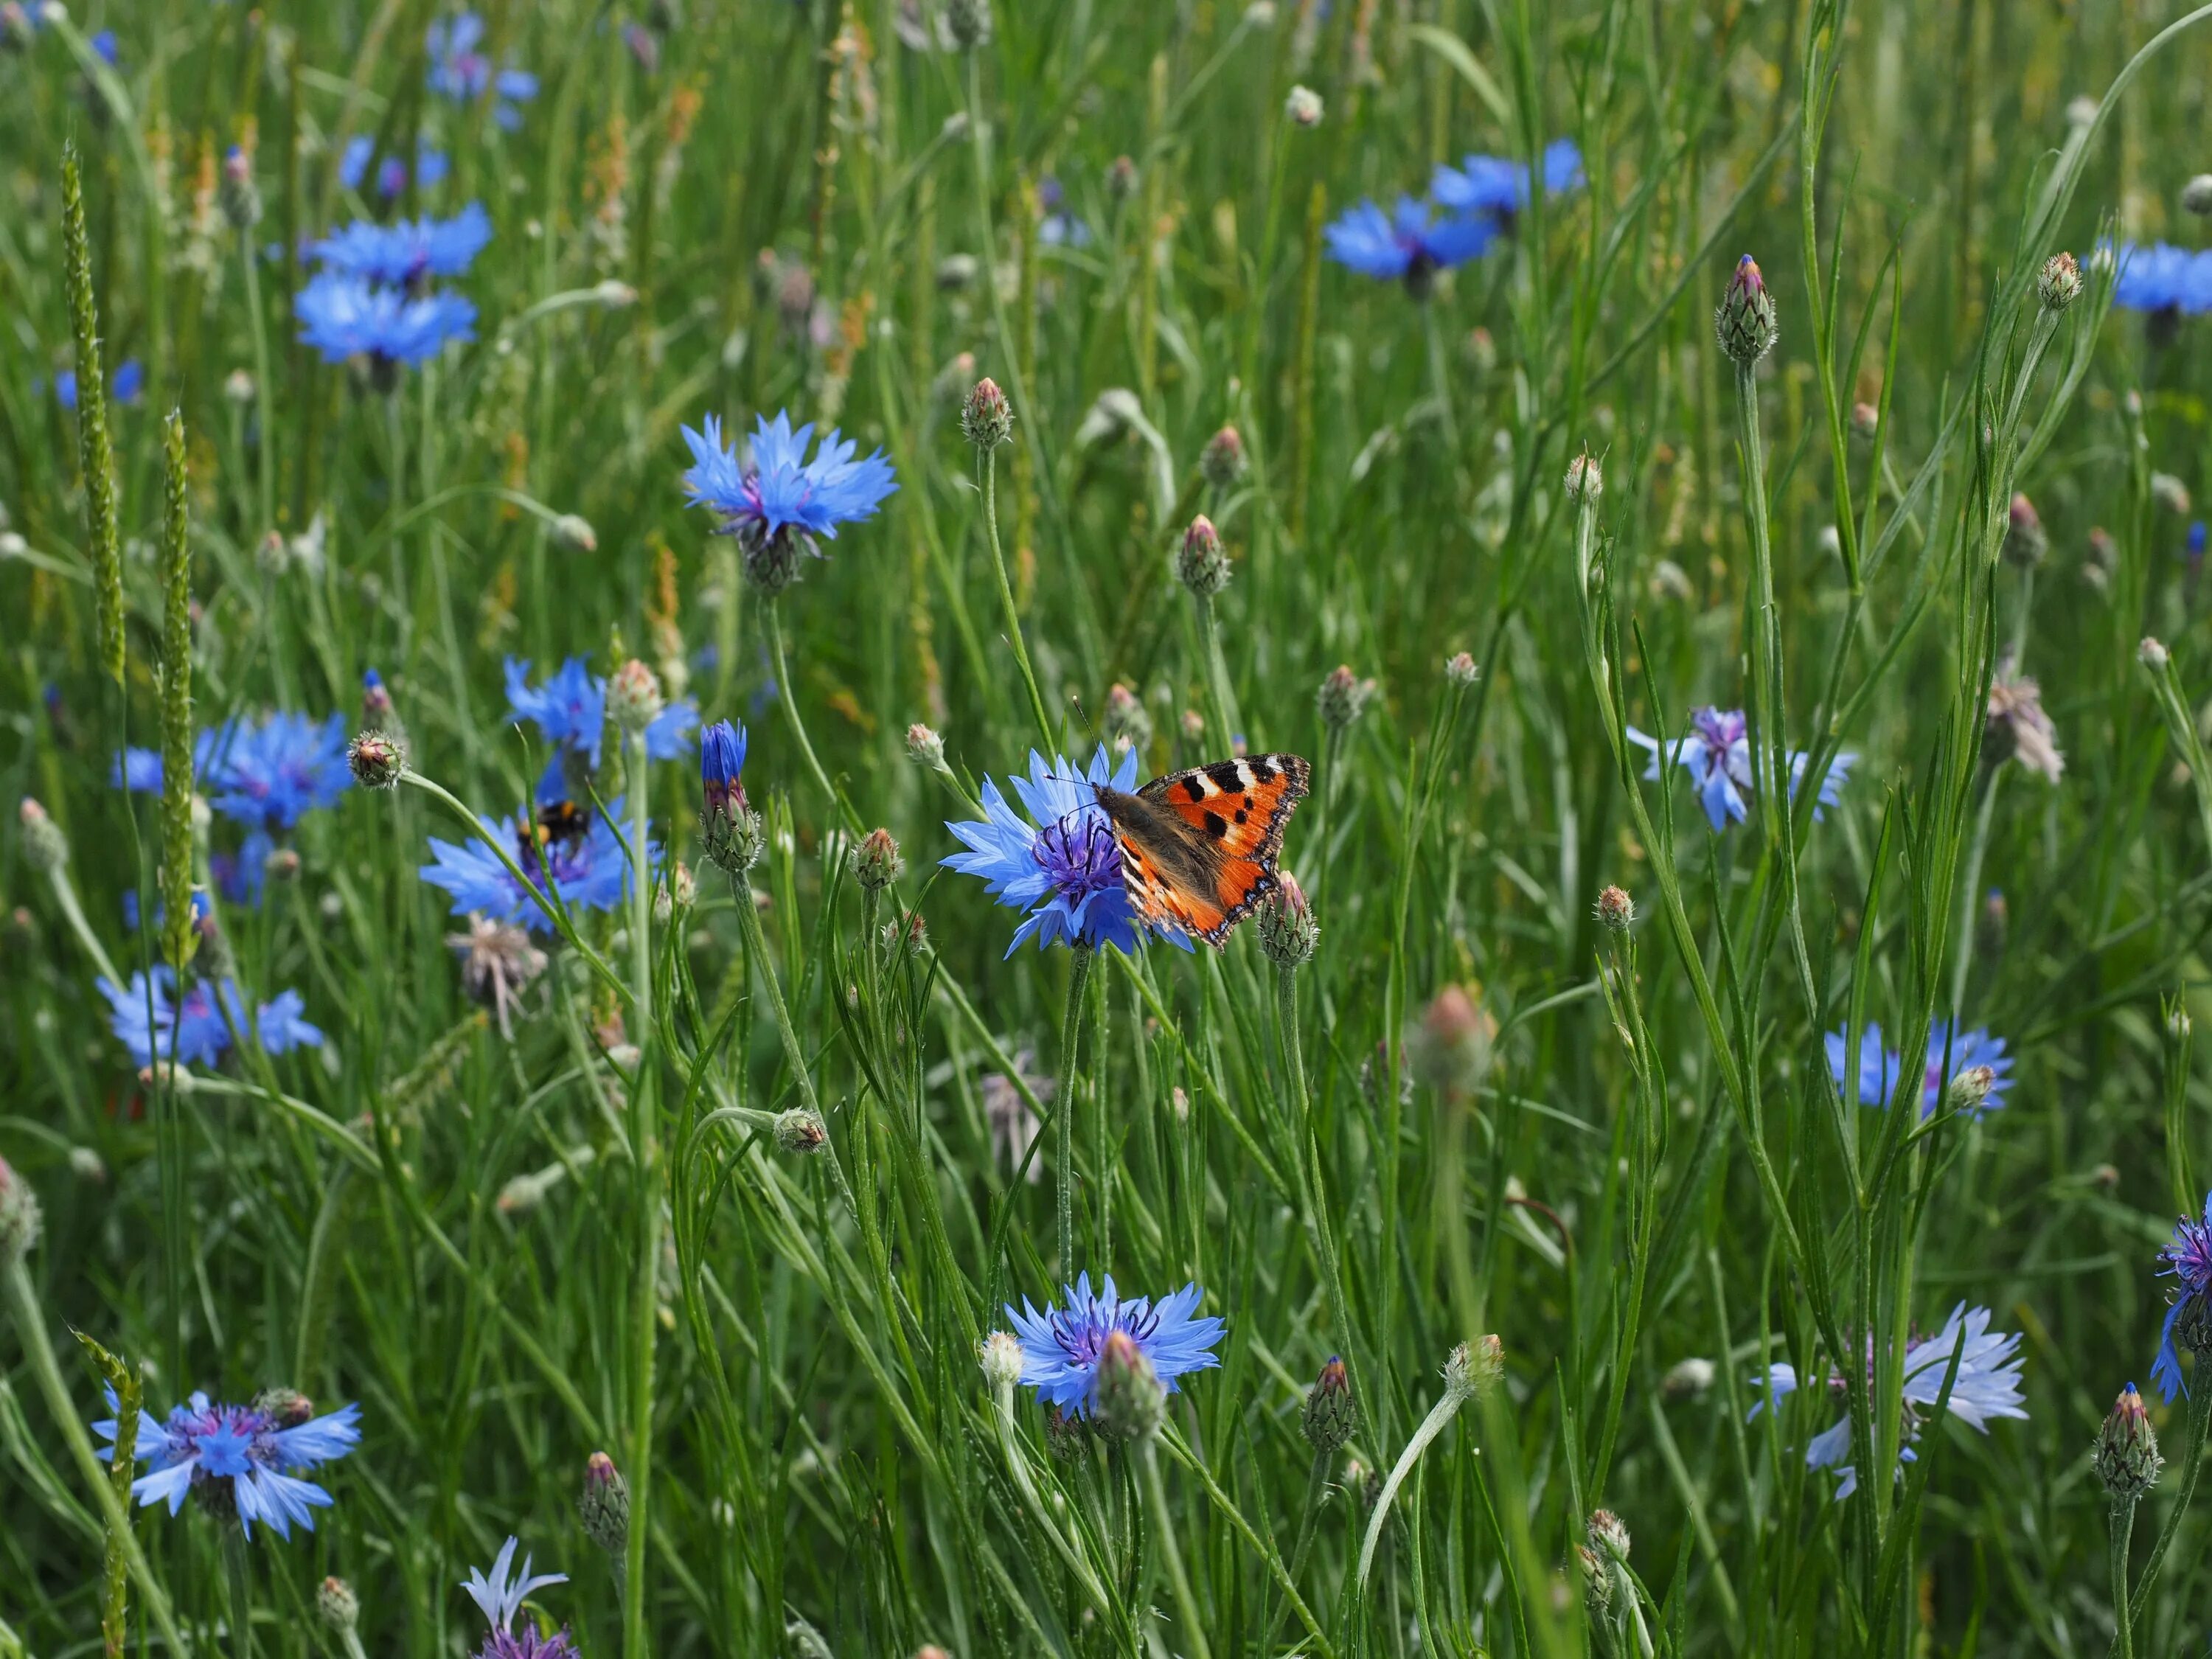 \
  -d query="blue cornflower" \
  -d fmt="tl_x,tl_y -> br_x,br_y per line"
296,271 -> 477,366
1037,176 -> 1093,249
2110,241 -> 2212,316
100,970 -> 243,1068
1823,1020 -> 2013,1119
1752,1304 -> 2025,1498
56,359 -> 145,411
1432,137 -> 1585,219
1324,196 -> 1499,293
254,989 -> 325,1055
201,712 -> 353,832
701,719 -> 748,814
942,745 -> 1189,956
340,136 -> 449,196
2154,1193 -> 2212,1402
420,799 -> 646,928
1004,1273 -> 1225,1419
1625,706 -> 1855,832
93,1390 -> 360,1539
427,13 -> 539,128
89,27 -> 117,64
681,413 -> 897,591
502,656 -> 698,768
462,1538 -> 577,1659
311,201 -> 492,284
